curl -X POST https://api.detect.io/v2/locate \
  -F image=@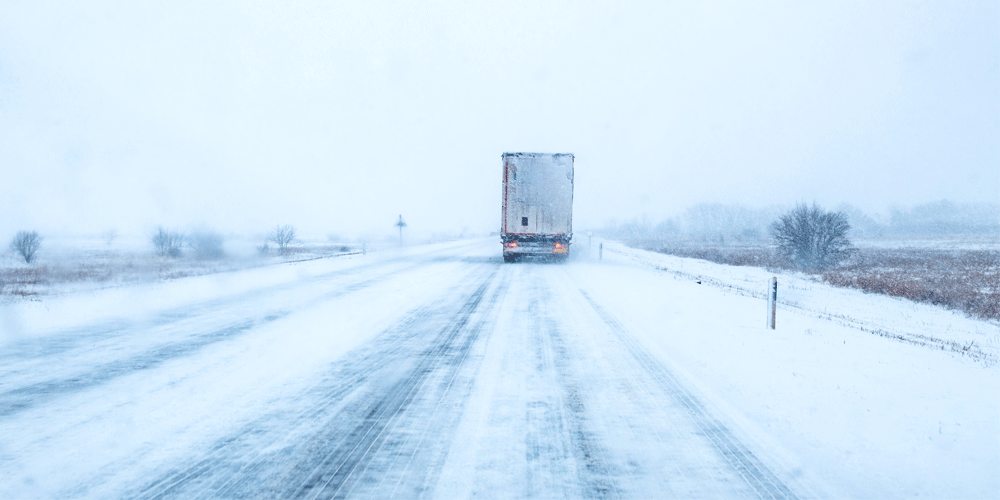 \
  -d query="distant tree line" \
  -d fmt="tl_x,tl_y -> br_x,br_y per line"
600,200 -> 997,271
151,227 -> 226,259
602,201 -> 999,244
886,201 -> 999,237
601,204 -> 786,245
5,221 -> 372,268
